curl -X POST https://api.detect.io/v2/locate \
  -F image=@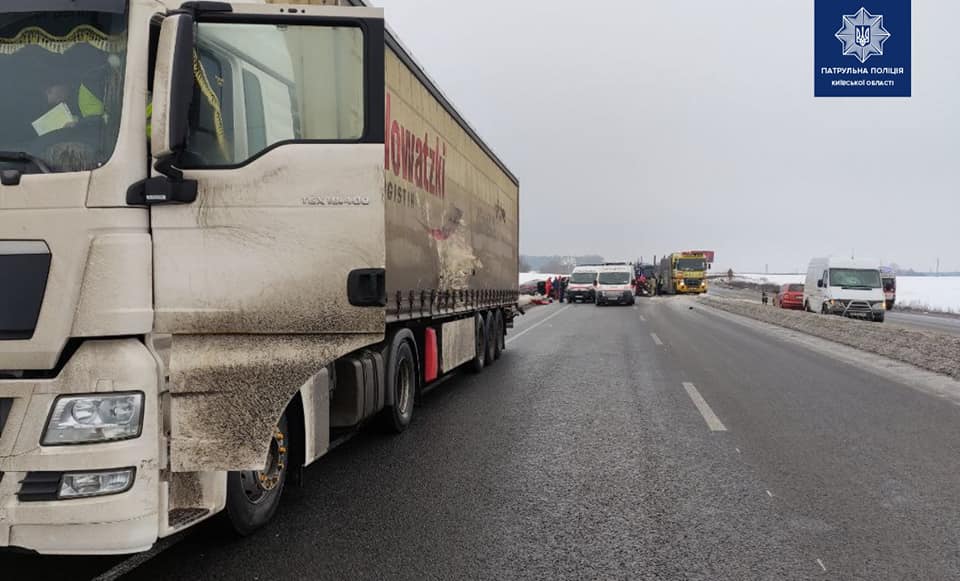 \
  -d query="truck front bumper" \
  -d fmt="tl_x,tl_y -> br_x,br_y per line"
0,339 -> 161,555
824,301 -> 884,319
